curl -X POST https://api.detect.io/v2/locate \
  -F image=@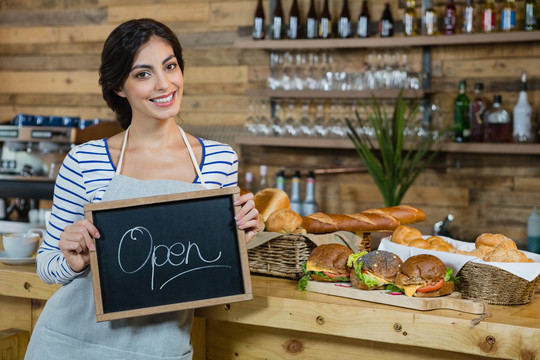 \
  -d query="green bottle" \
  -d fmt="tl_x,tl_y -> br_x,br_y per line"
525,0 -> 538,31
454,80 -> 471,142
